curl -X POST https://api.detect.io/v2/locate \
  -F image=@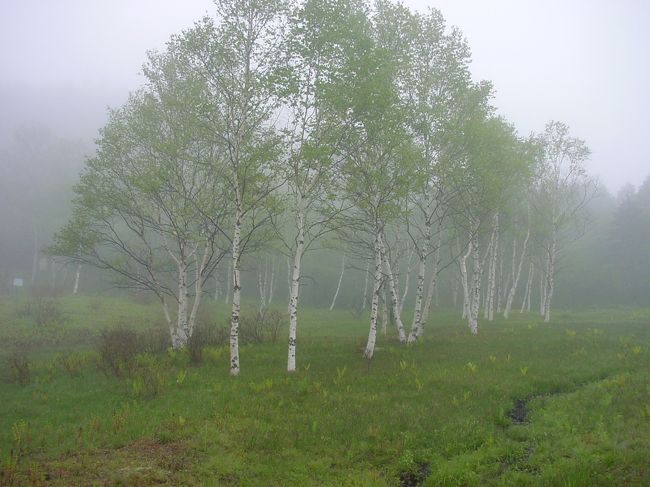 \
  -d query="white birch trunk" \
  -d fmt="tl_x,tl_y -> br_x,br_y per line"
229,205 -> 242,376
363,233 -> 383,359
468,220 -> 481,335
187,244 -> 211,339
72,262 -> 81,295
526,262 -> 535,313
460,239 -> 472,320
174,260 -> 190,350
258,261 -> 266,310
488,215 -> 499,321
329,253 -> 346,311
160,297 -> 175,346
410,230 -> 437,342
505,227 -> 530,318
407,251 -> 427,343
422,237 -> 441,323
398,245 -> 414,316
268,256 -> 275,305
287,207 -> 305,372
361,260 -> 370,312
379,234 -> 406,342
543,221 -> 557,323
